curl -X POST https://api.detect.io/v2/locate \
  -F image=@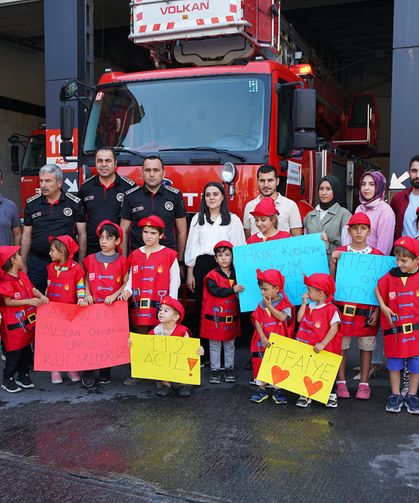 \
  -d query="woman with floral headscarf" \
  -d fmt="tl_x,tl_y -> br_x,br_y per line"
346,171 -> 395,255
